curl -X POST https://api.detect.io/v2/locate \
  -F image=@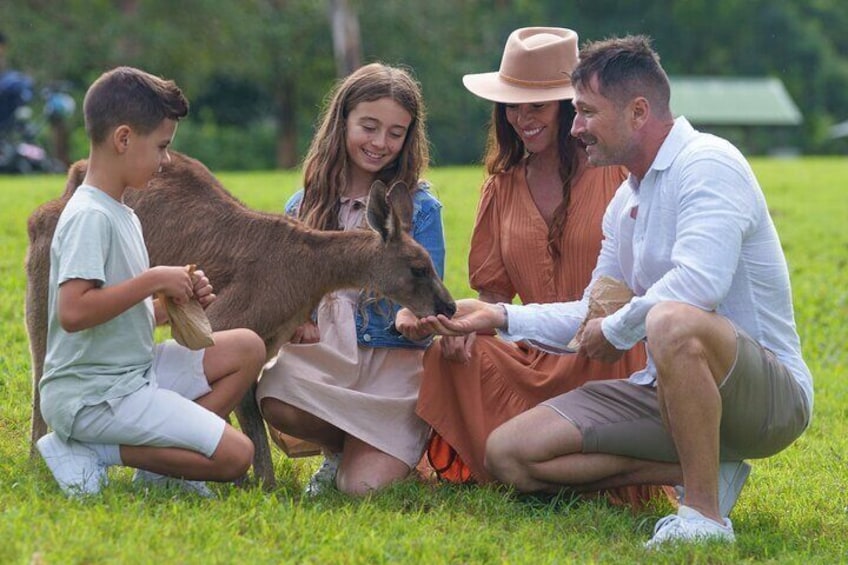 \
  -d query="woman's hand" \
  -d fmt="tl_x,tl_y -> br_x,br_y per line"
440,333 -> 477,363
